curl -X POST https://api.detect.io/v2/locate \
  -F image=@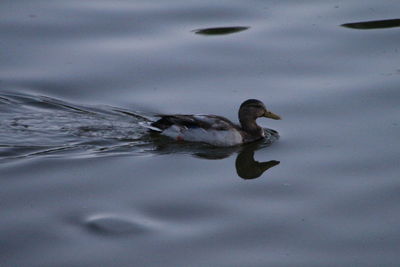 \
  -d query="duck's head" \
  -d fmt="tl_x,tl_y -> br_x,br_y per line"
239,99 -> 281,123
